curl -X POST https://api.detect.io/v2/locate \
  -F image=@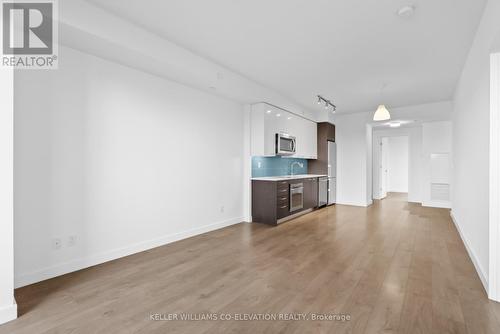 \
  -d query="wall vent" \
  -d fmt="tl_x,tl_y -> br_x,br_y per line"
430,183 -> 450,202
